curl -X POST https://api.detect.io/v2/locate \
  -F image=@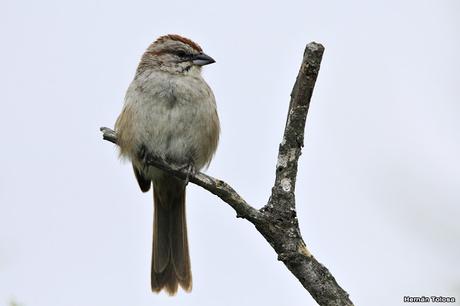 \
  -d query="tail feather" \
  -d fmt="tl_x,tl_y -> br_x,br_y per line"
170,195 -> 191,286
151,177 -> 192,295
